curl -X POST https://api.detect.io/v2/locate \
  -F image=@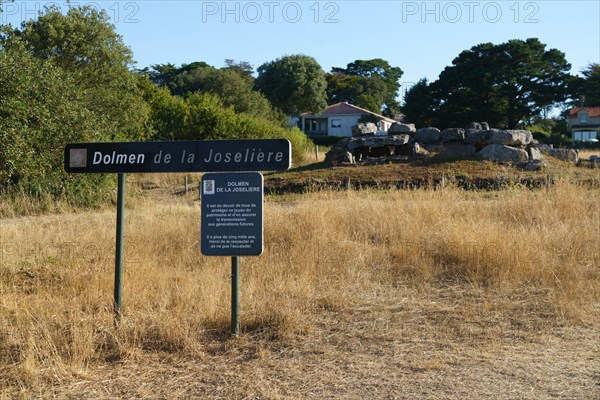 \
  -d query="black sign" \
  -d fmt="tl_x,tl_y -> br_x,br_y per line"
64,139 -> 291,173
201,172 -> 263,256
